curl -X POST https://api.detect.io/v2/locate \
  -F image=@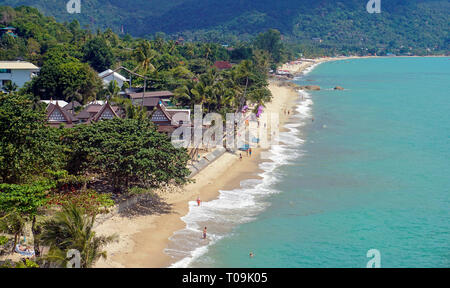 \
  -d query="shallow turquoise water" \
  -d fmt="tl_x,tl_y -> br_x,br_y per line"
189,57 -> 450,268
